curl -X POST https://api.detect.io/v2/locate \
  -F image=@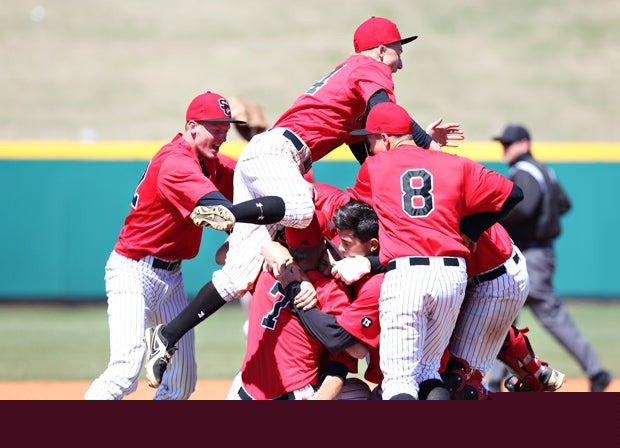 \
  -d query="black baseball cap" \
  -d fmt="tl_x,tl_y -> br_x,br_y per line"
493,125 -> 530,144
